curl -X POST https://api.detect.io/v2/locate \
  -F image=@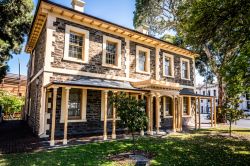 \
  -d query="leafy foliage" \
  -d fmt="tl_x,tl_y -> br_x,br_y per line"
0,90 -> 24,119
109,92 -> 147,153
0,0 -> 33,81
134,0 -> 250,122
224,97 -> 246,136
